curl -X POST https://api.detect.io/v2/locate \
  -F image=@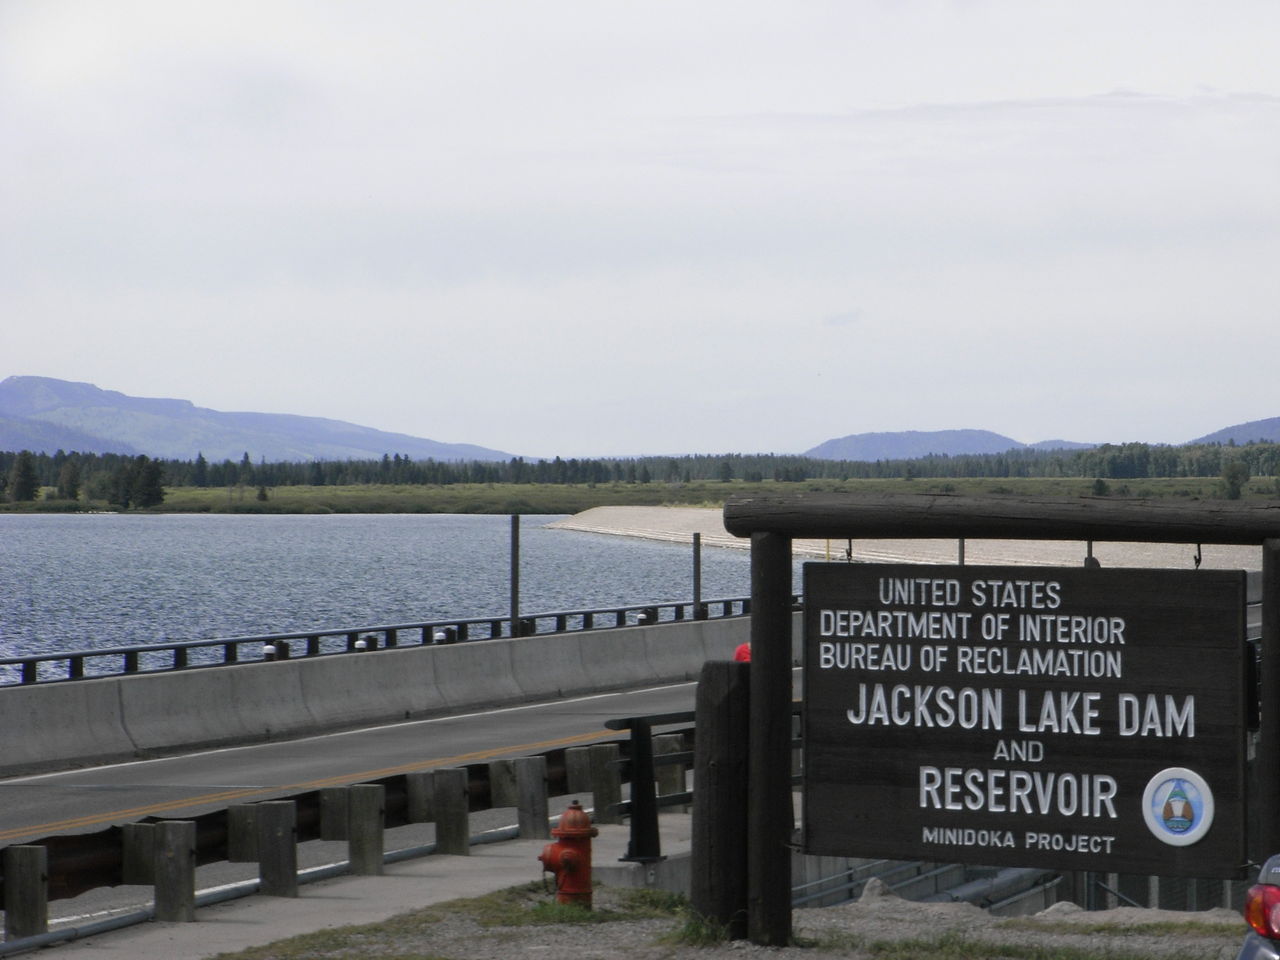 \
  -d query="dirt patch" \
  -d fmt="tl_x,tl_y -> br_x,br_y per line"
215,879 -> 1249,960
